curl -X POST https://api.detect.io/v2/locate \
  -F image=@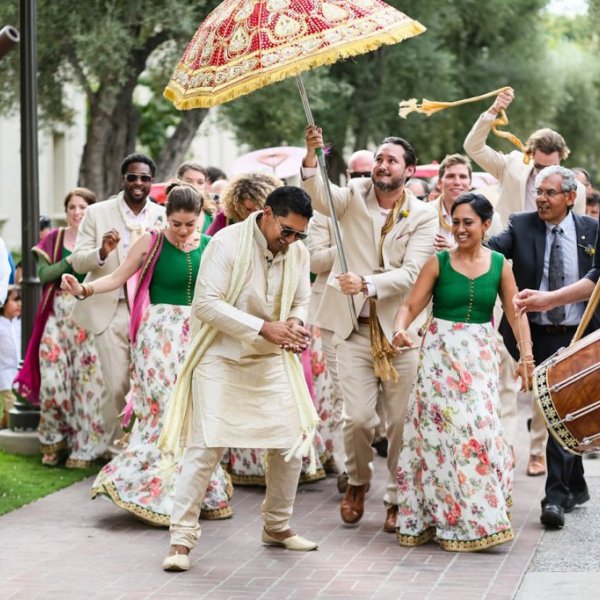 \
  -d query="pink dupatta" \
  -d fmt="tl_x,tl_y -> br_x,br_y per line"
13,228 -> 65,406
128,229 -> 164,344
